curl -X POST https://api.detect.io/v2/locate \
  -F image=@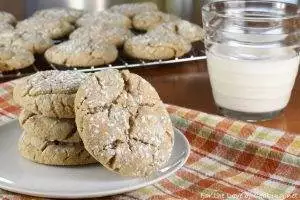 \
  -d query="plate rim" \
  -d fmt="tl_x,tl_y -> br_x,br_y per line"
0,120 -> 190,199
